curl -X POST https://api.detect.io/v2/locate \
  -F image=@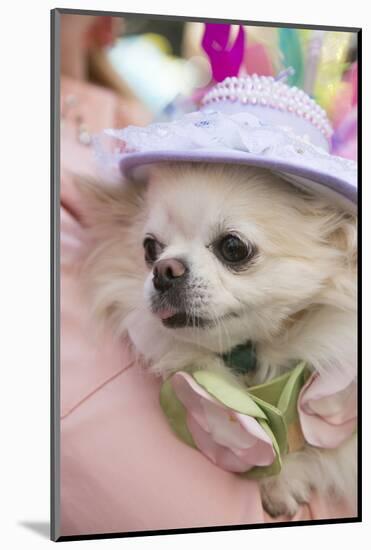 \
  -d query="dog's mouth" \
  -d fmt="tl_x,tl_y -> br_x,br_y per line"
153,306 -> 211,329
152,306 -> 240,329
